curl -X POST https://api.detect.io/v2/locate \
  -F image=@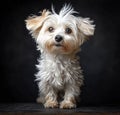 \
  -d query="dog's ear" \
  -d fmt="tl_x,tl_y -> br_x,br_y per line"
77,17 -> 95,37
25,9 -> 51,39
76,17 -> 95,46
